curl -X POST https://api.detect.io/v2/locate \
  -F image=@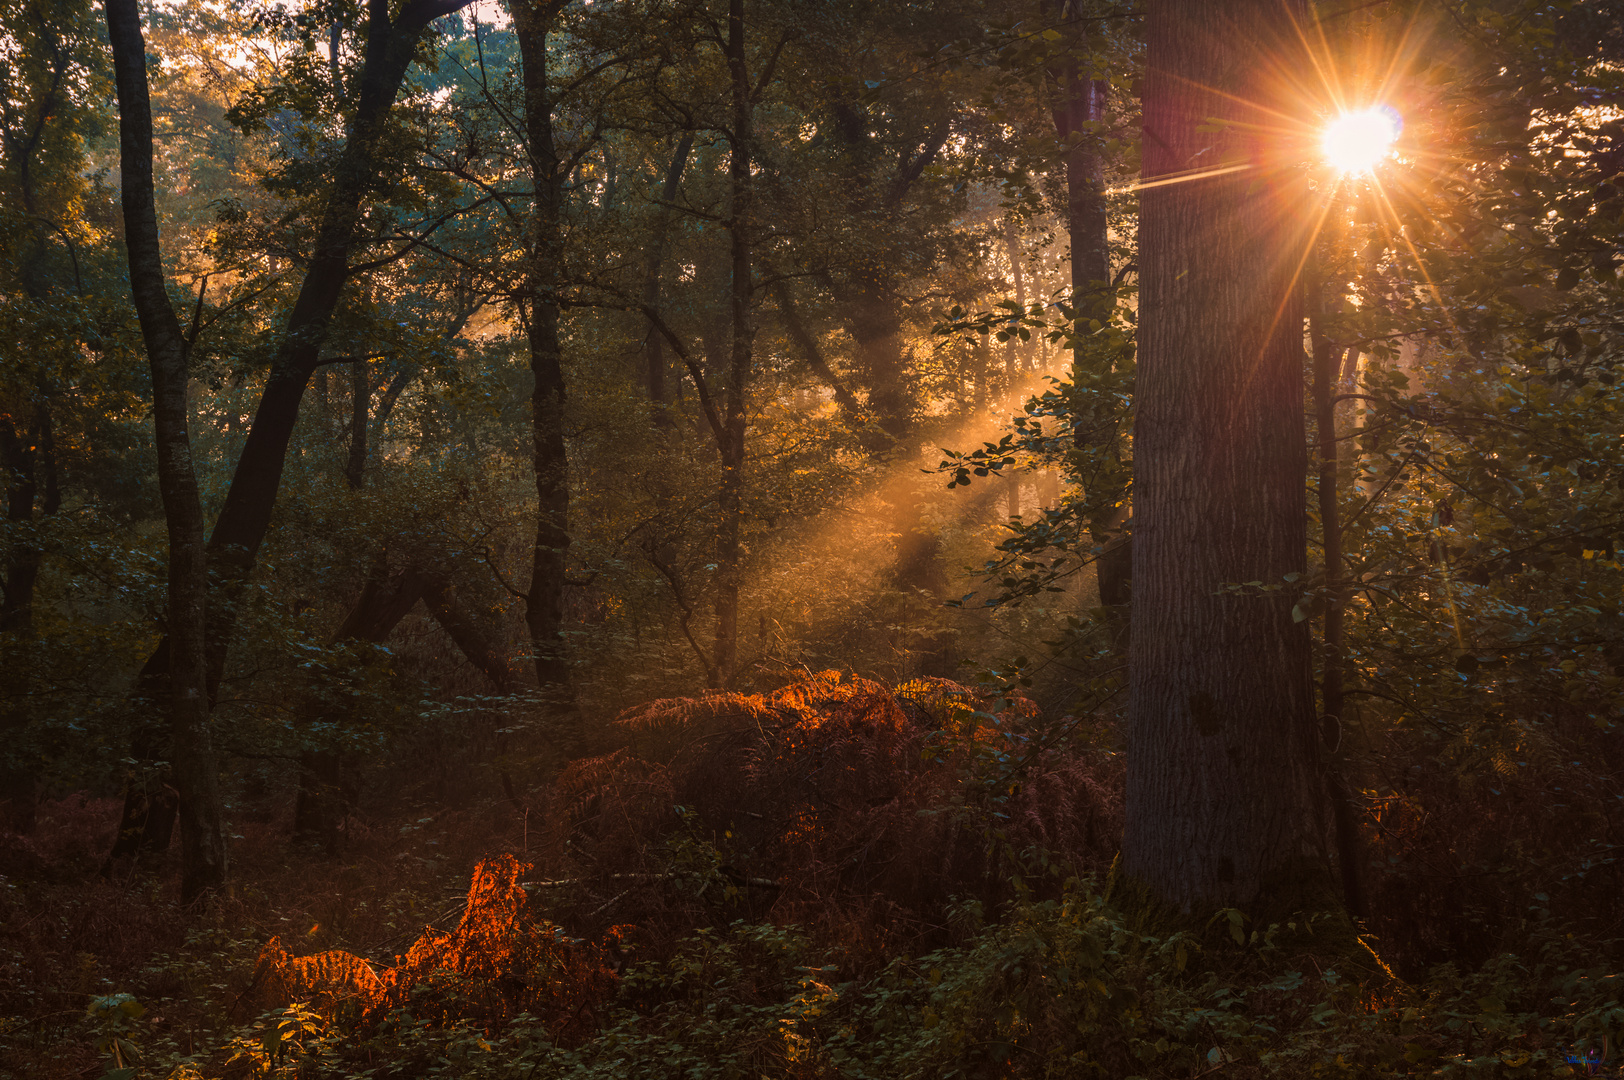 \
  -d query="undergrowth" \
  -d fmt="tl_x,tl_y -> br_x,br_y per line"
96,876 -> 1624,1079
7,672 -> 1624,1078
